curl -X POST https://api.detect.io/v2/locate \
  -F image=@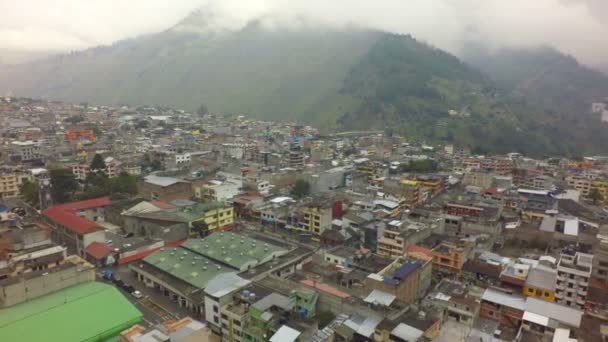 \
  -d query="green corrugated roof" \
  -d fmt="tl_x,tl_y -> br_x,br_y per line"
144,247 -> 230,289
181,232 -> 288,271
0,282 -> 142,342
